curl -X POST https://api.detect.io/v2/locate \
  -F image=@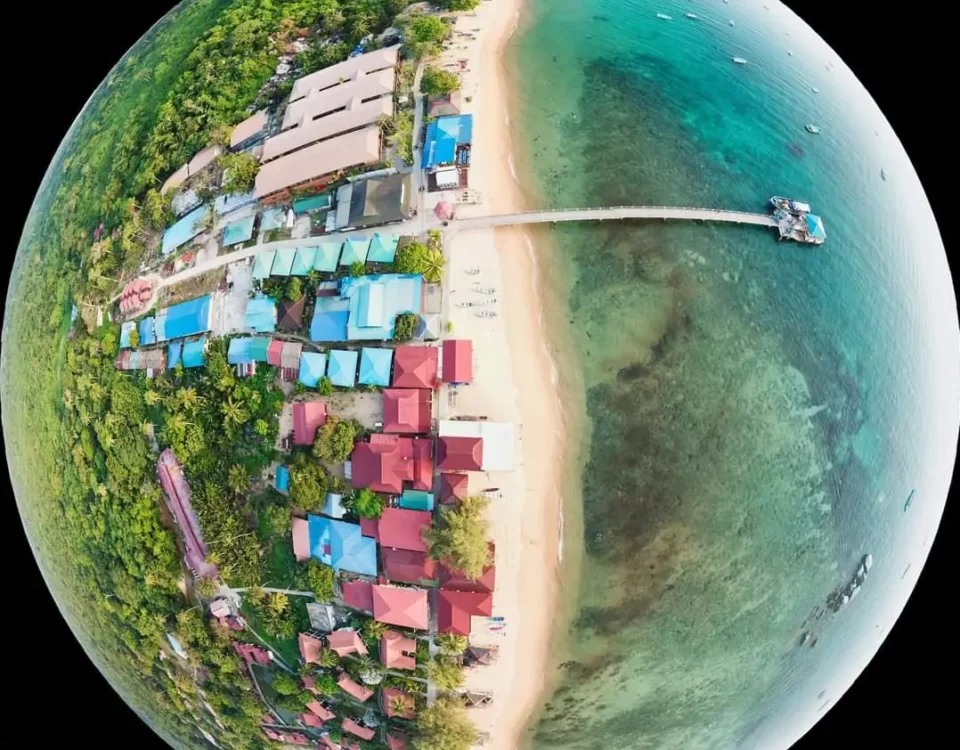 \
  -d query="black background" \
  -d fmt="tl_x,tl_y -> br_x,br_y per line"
1,2 -> 954,748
